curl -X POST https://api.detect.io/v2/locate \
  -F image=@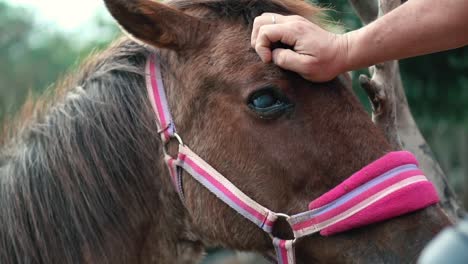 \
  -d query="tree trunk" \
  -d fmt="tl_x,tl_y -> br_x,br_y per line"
348,0 -> 464,221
